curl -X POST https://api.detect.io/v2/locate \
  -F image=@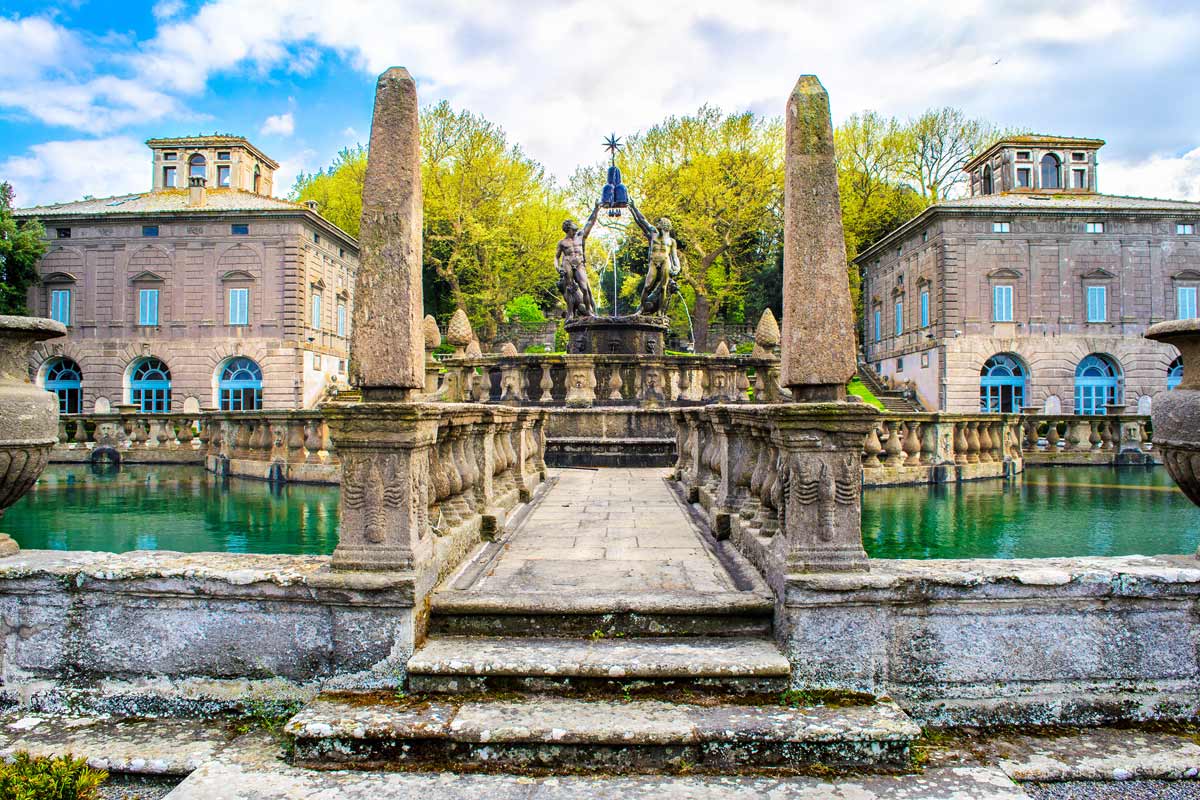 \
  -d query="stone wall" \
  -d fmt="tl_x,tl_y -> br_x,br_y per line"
780,556 -> 1200,726
0,551 -> 416,715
